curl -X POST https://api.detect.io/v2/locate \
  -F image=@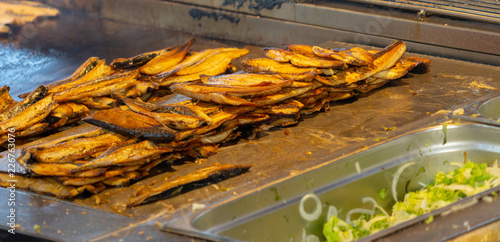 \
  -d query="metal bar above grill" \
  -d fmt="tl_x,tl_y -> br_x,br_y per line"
349,0 -> 500,24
